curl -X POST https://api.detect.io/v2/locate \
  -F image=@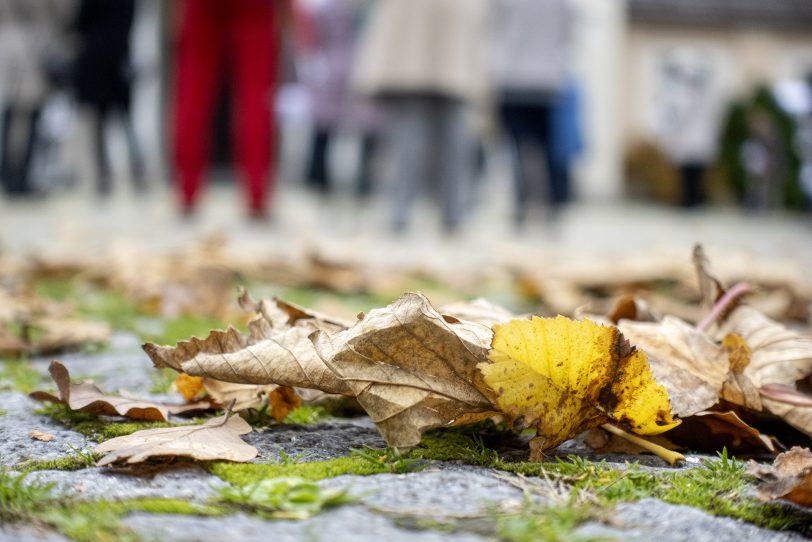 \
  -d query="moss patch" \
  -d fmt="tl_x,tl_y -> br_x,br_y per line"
35,403 -> 192,441
208,455 -> 392,485
17,453 -> 102,473
0,359 -> 44,393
